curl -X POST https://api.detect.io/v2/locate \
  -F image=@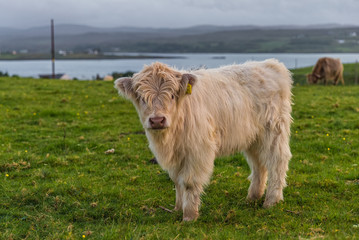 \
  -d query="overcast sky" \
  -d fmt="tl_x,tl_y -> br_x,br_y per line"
0,0 -> 358,29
